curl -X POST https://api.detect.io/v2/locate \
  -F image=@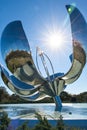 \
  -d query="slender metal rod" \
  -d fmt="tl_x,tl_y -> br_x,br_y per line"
36,47 -> 54,82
